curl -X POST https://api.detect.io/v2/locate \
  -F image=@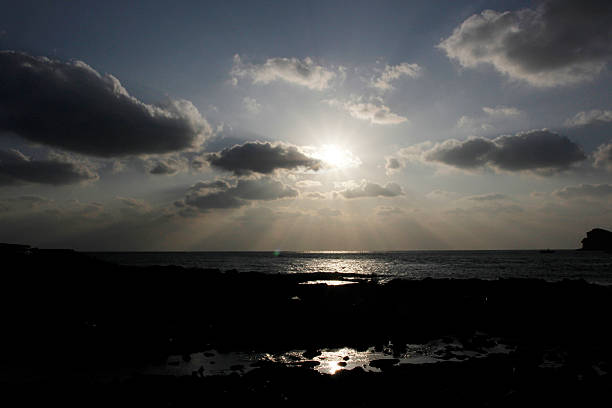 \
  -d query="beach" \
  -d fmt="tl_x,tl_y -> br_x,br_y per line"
2,245 -> 612,406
